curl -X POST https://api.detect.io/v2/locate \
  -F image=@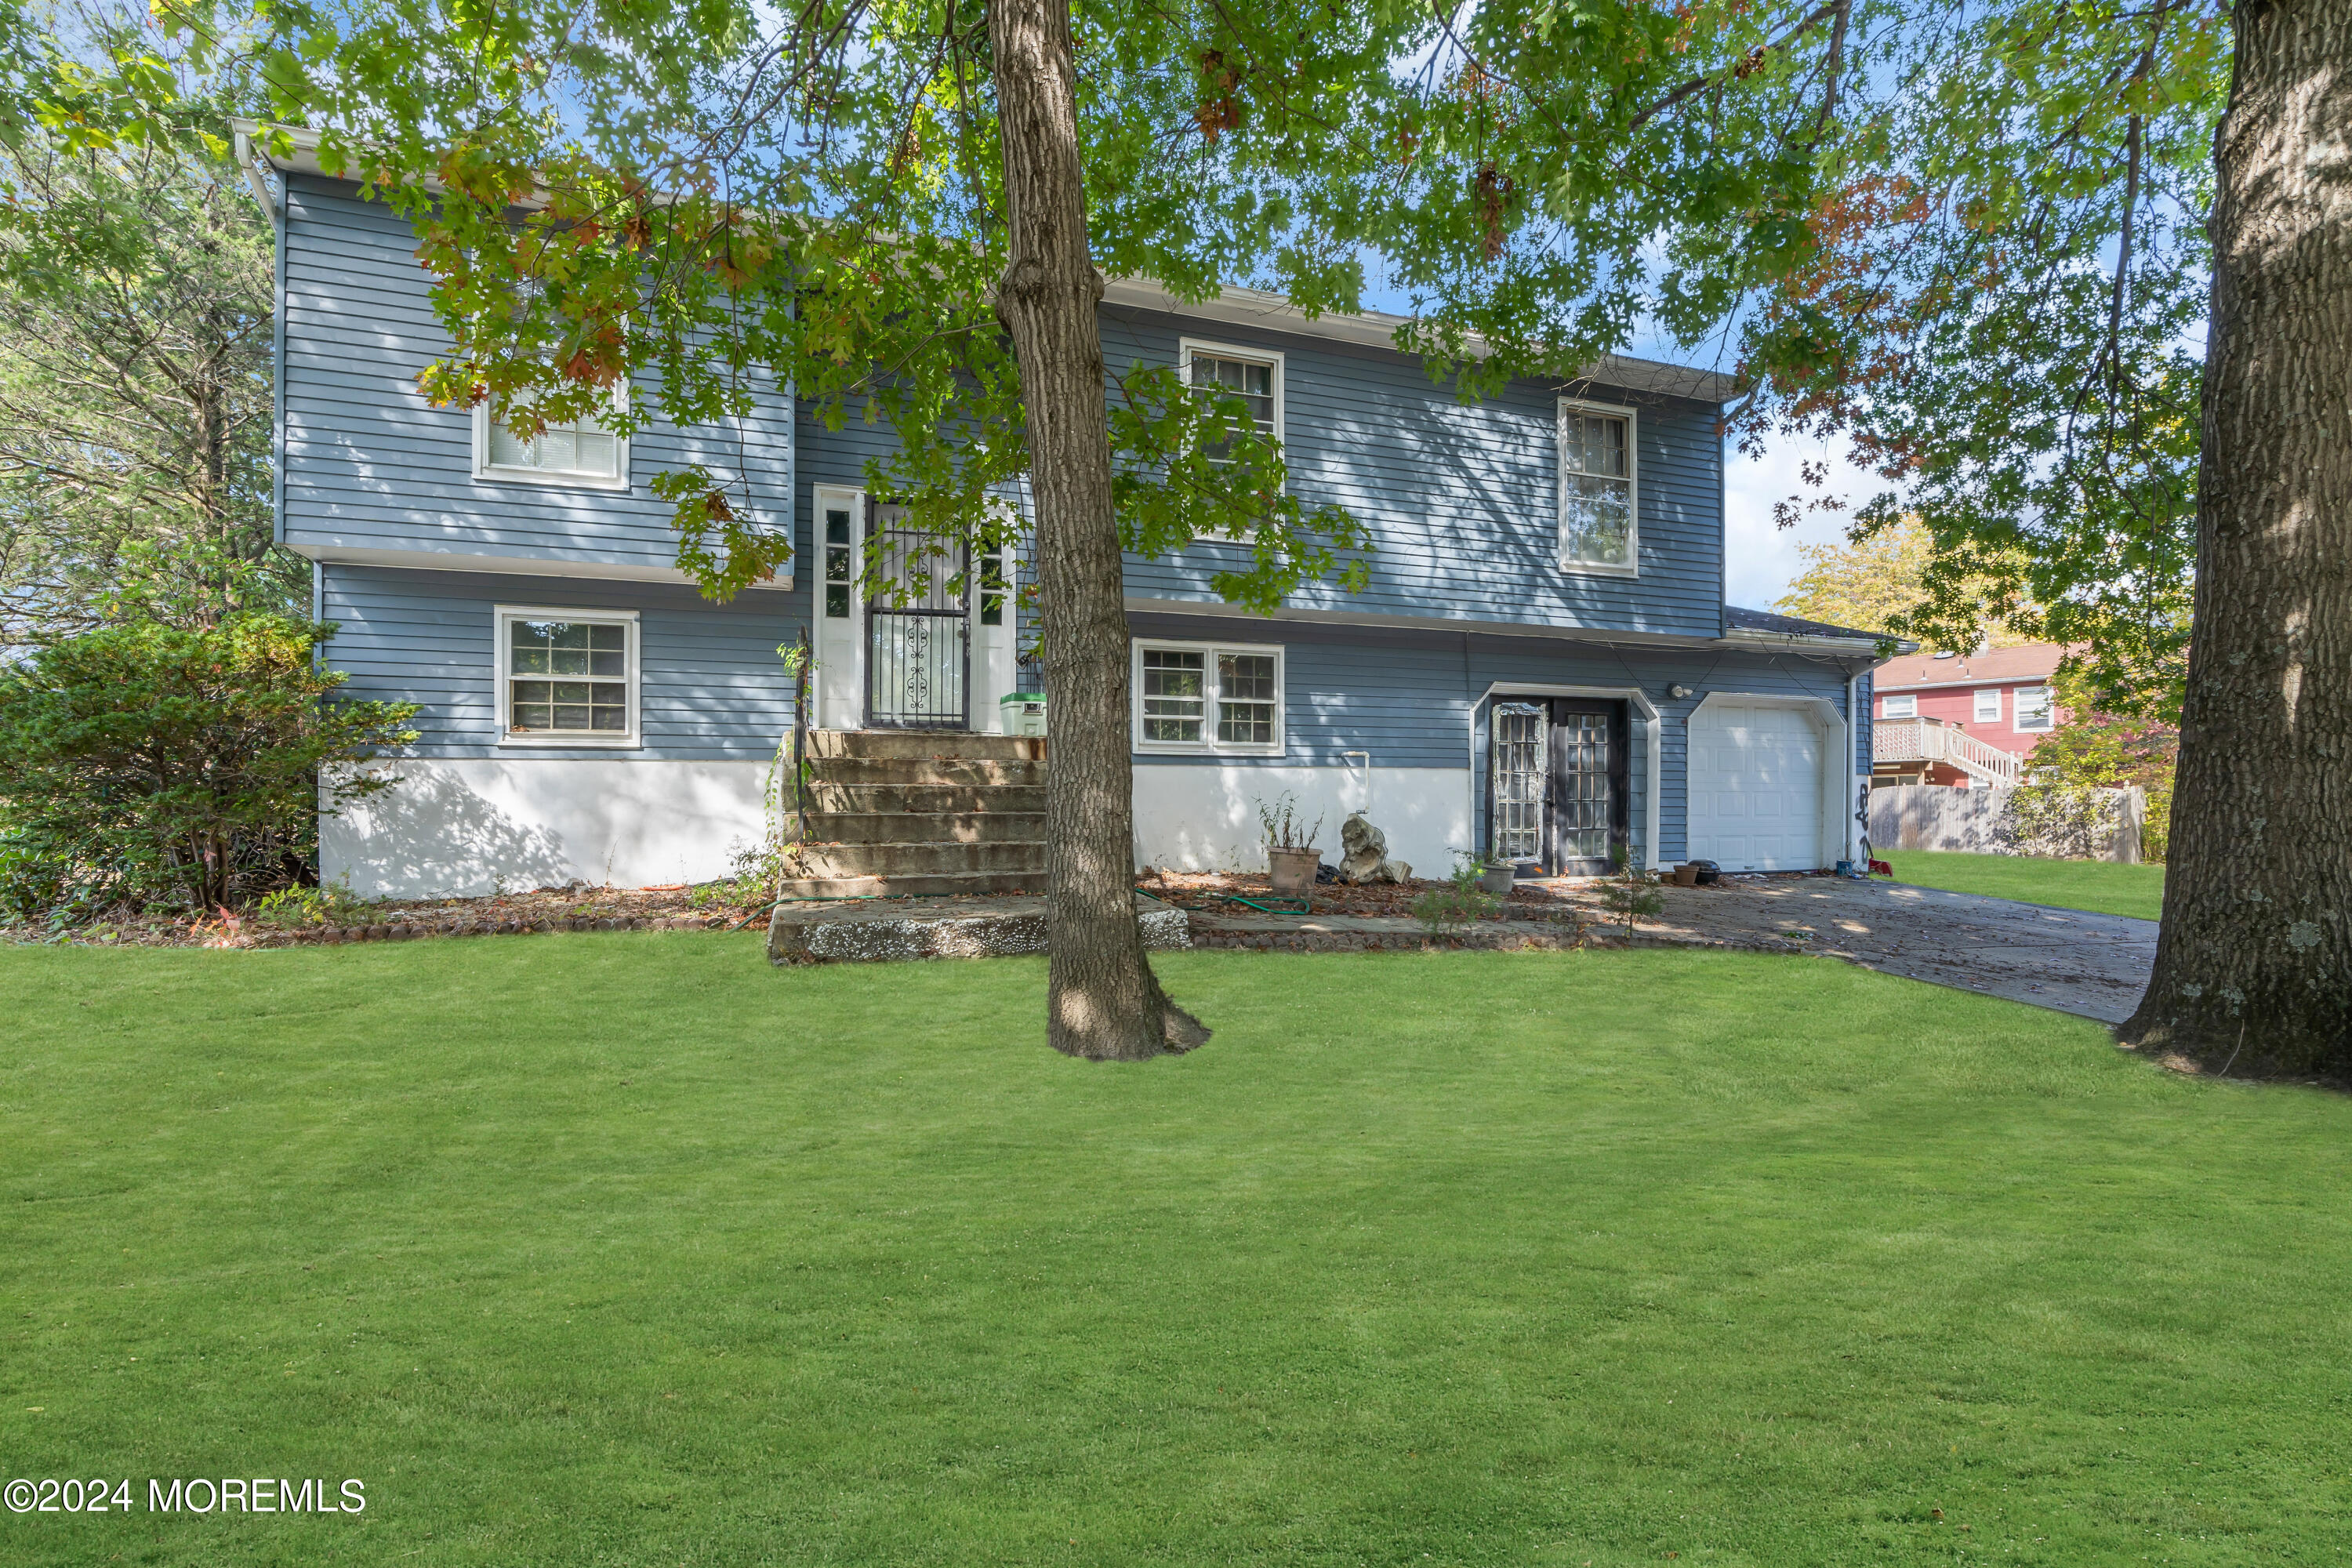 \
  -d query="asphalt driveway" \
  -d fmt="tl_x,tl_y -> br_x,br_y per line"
1592,876 -> 2159,1024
